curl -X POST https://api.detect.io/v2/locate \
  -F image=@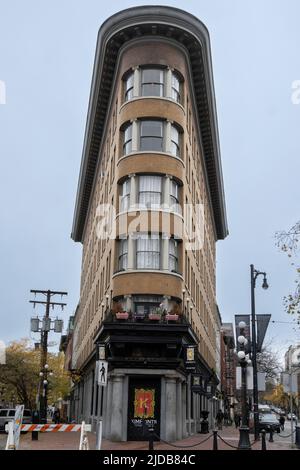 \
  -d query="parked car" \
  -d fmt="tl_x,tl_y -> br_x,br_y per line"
249,412 -> 281,433
287,413 -> 297,421
0,408 -> 32,432
259,413 -> 281,433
